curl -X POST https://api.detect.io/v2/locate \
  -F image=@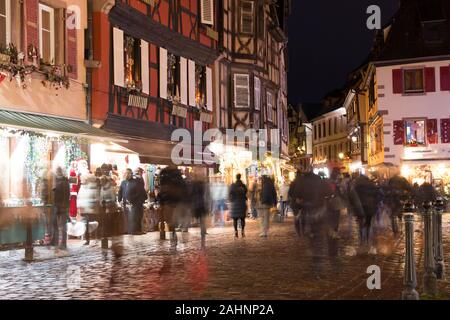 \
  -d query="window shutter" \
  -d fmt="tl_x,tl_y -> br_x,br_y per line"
234,74 -> 250,108
441,118 -> 450,143
66,10 -> 78,79
425,67 -> 436,92
200,0 -> 214,25
180,57 -> 188,105
393,120 -> 405,145
392,69 -> 403,94
26,0 -> 39,60
254,77 -> 261,110
440,66 -> 450,91
426,119 -> 438,144
206,67 -> 213,111
188,60 -> 196,107
113,27 -> 124,87
266,92 -> 273,122
159,47 -> 168,99
141,40 -> 149,95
